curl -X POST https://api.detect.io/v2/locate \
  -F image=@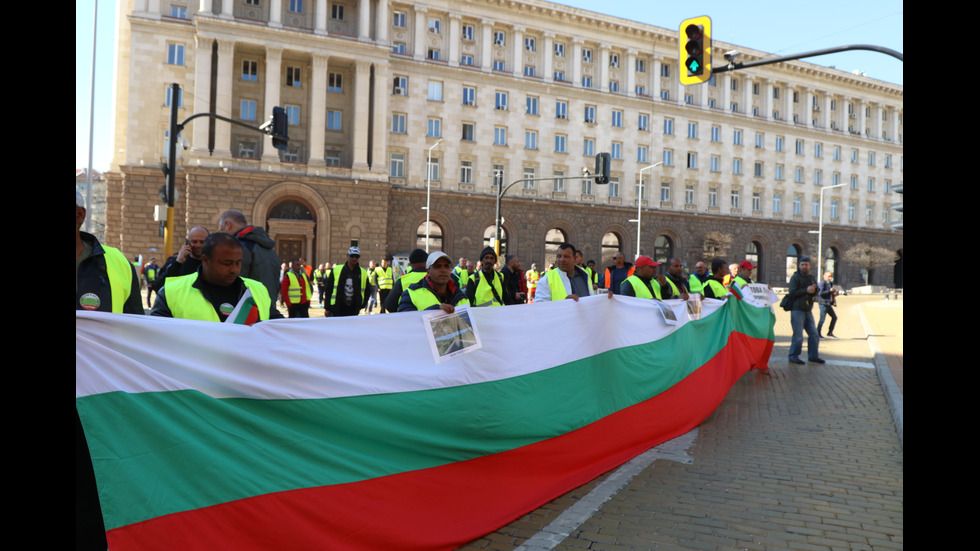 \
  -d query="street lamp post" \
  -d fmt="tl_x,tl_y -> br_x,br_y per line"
810,183 -> 846,275
628,162 -> 663,260
424,138 -> 443,252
